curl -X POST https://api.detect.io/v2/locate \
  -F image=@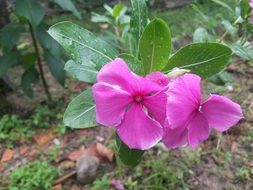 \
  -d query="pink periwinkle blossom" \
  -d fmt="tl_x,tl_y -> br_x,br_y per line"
163,74 -> 243,148
111,178 -> 125,190
92,58 -> 169,150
